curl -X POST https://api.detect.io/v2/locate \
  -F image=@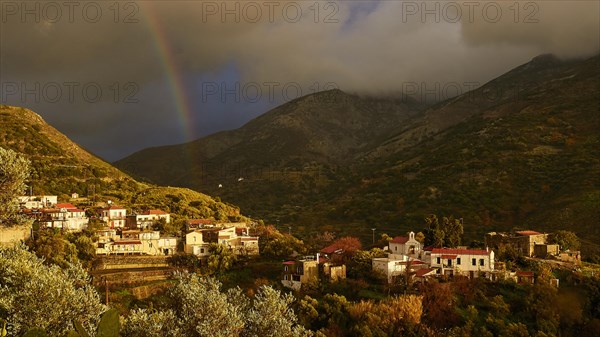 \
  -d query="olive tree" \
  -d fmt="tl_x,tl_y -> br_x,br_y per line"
122,273 -> 313,337
0,244 -> 105,336
121,309 -> 182,337
168,273 -> 245,337
0,147 -> 30,226
243,286 -> 313,337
